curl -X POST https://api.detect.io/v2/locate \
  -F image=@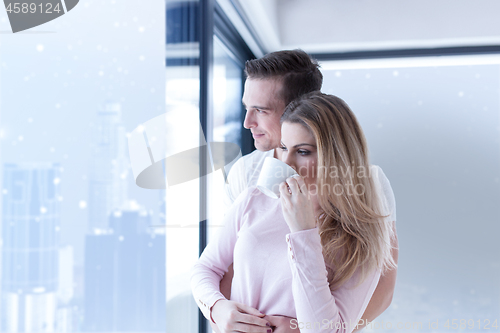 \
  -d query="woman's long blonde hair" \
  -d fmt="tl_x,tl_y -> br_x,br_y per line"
281,92 -> 397,290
